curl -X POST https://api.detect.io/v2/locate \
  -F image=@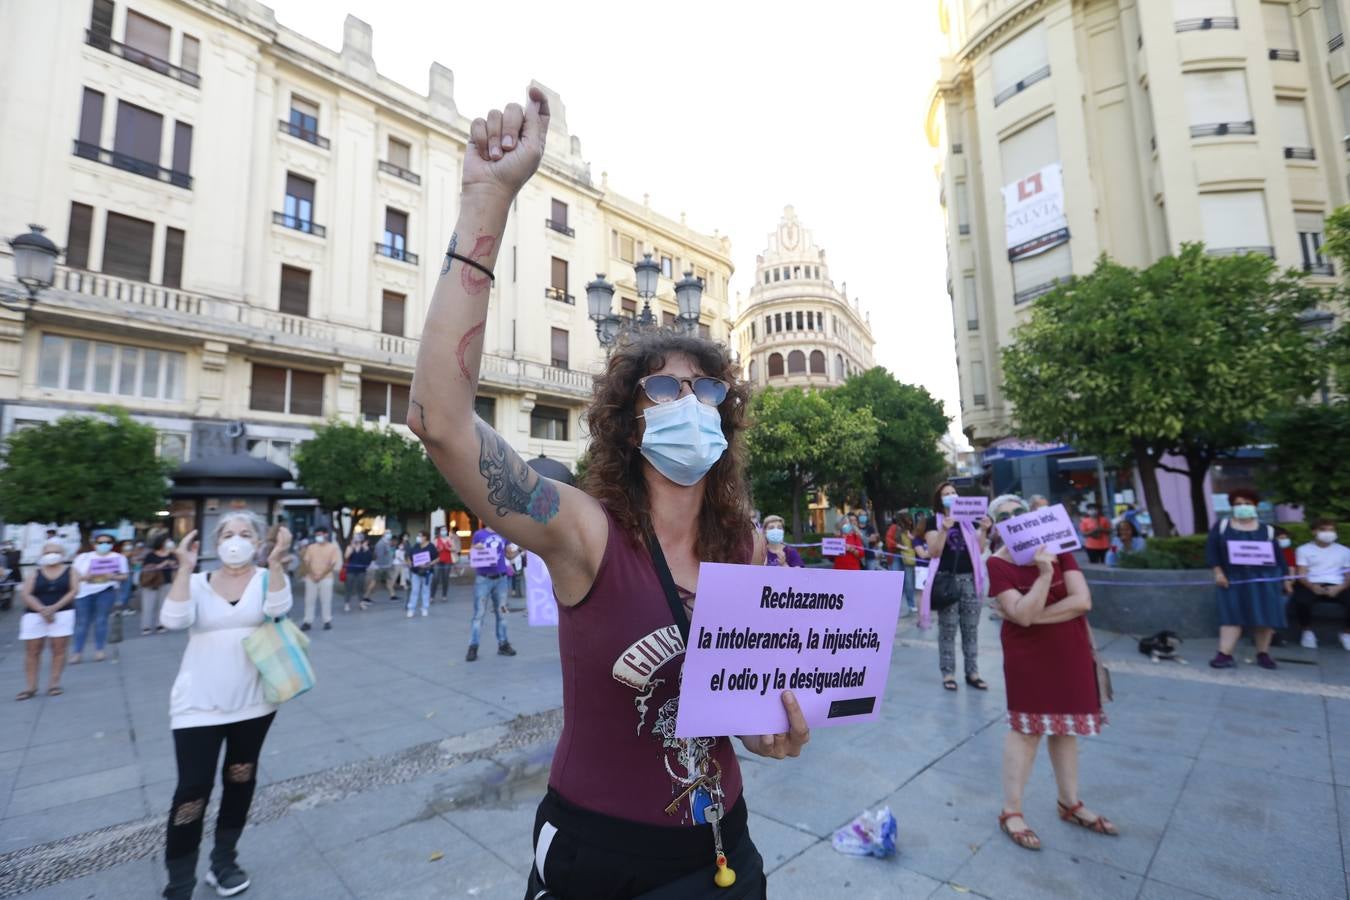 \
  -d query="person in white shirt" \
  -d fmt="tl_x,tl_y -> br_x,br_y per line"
69,534 -> 129,663
1293,518 -> 1350,650
158,511 -> 292,899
